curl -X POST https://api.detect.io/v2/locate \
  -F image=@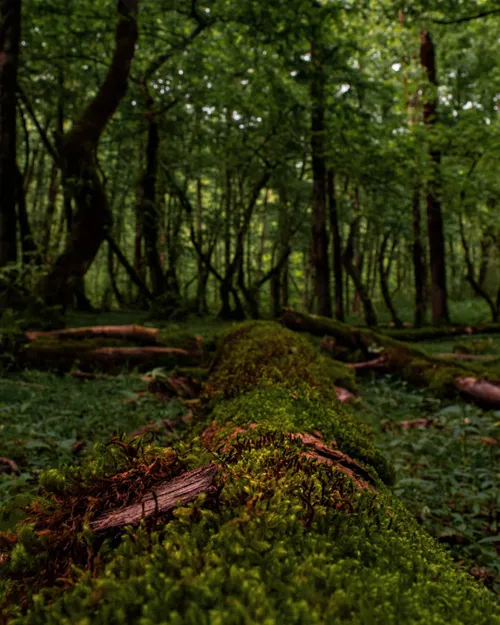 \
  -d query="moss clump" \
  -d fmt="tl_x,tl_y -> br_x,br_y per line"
207,321 -> 356,399
209,386 -> 393,484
